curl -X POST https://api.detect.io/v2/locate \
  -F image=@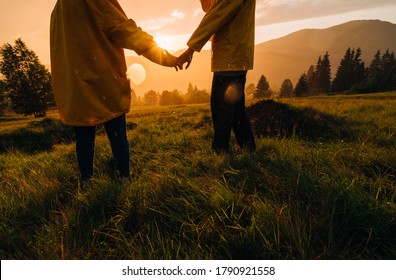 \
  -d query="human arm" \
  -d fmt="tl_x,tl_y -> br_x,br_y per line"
108,20 -> 180,70
90,0 -> 179,68
106,19 -> 179,68
187,0 -> 245,52
142,47 -> 181,70
177,0 -> 245,69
